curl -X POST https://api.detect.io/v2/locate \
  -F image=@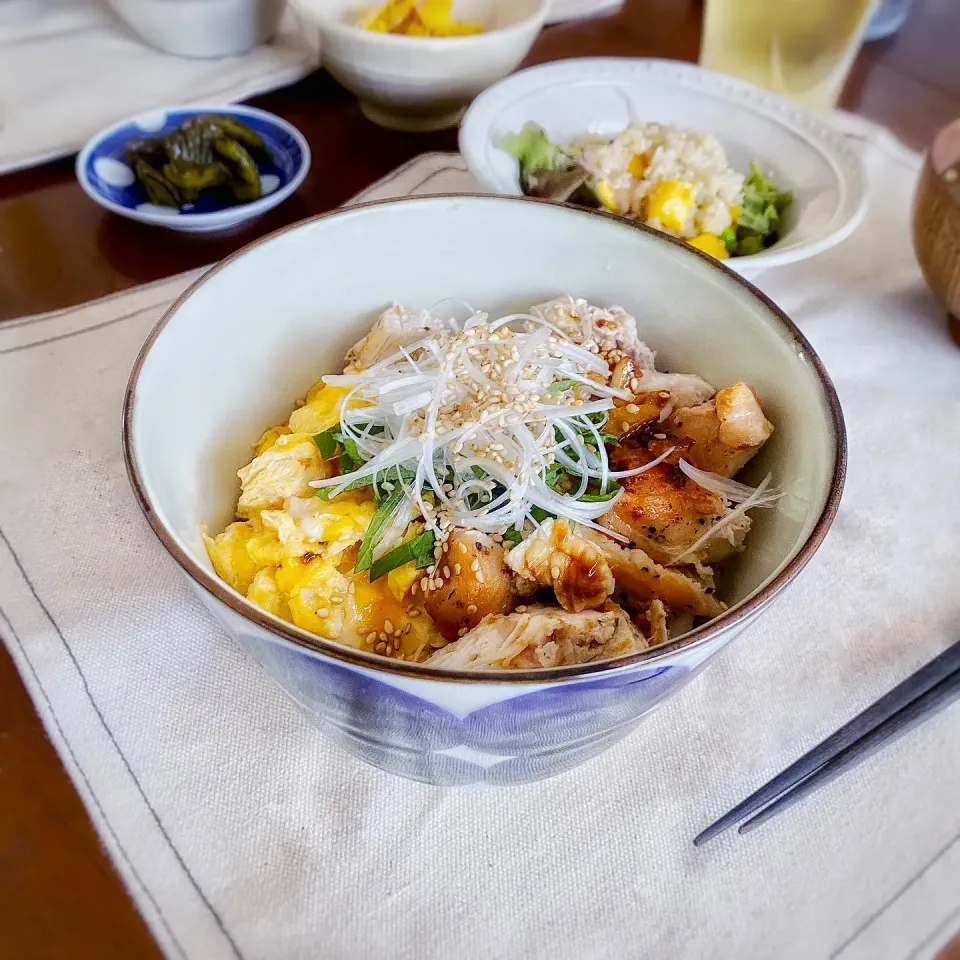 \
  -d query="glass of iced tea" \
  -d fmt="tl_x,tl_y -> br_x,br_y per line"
699,0 -> 878,112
